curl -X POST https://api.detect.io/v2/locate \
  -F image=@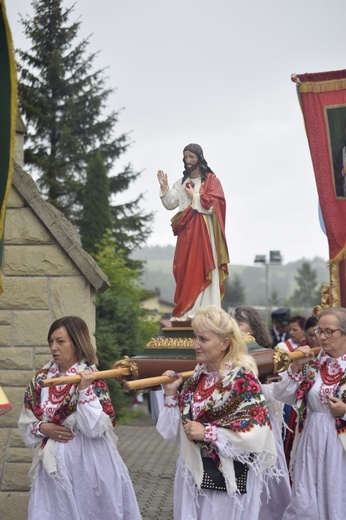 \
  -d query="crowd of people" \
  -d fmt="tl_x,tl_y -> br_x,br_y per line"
18,308 -> 346,520
18,144 -> 346,519
156,305 -> 346,520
